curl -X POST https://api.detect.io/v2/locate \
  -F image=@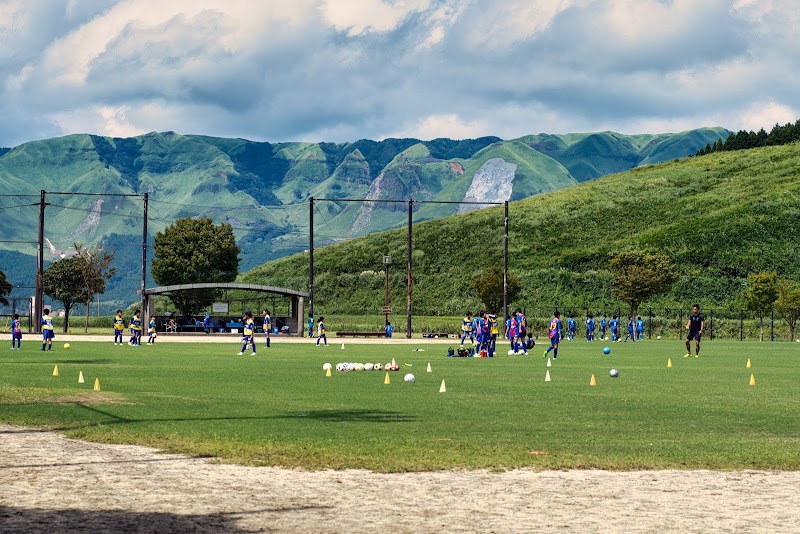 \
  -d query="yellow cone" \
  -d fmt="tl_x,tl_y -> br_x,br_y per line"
52,364 -> 59,377
749,373 -> 756,386
78,371 -> 85,384
439,379 -> 446,393
545,370 -> 551,382
325,368 -> 331,377
93,378 -> 100,391
384,372 -> 391,385
746,358 -> 752,369
427,362 -> 432,373
667,358 -> 672,368
590,374 -> 597,386
546,357 -> 552,368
